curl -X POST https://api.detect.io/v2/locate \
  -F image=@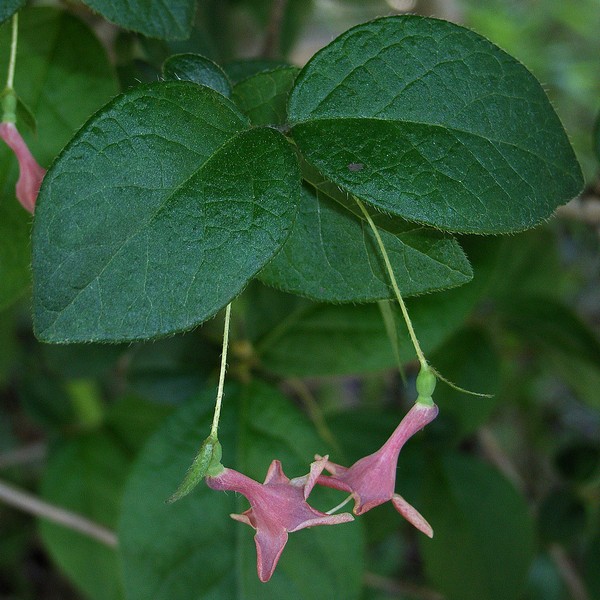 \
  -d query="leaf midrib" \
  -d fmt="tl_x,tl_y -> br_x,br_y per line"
291,116 -> 579,182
